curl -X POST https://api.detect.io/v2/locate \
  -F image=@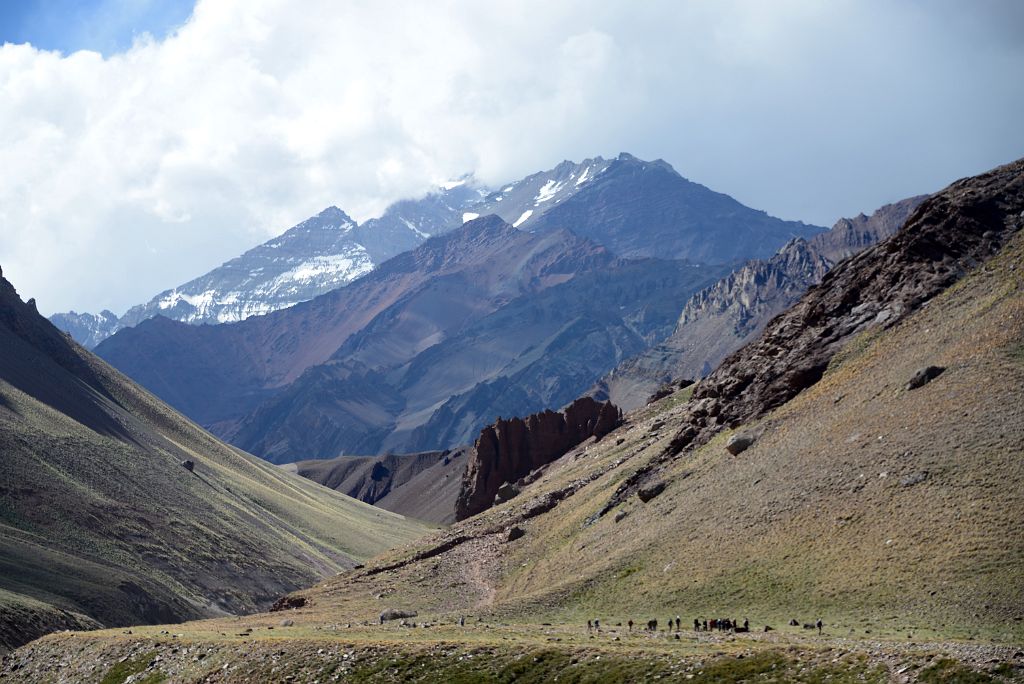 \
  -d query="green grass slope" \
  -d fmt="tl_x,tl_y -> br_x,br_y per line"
0,273 -> 429,651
